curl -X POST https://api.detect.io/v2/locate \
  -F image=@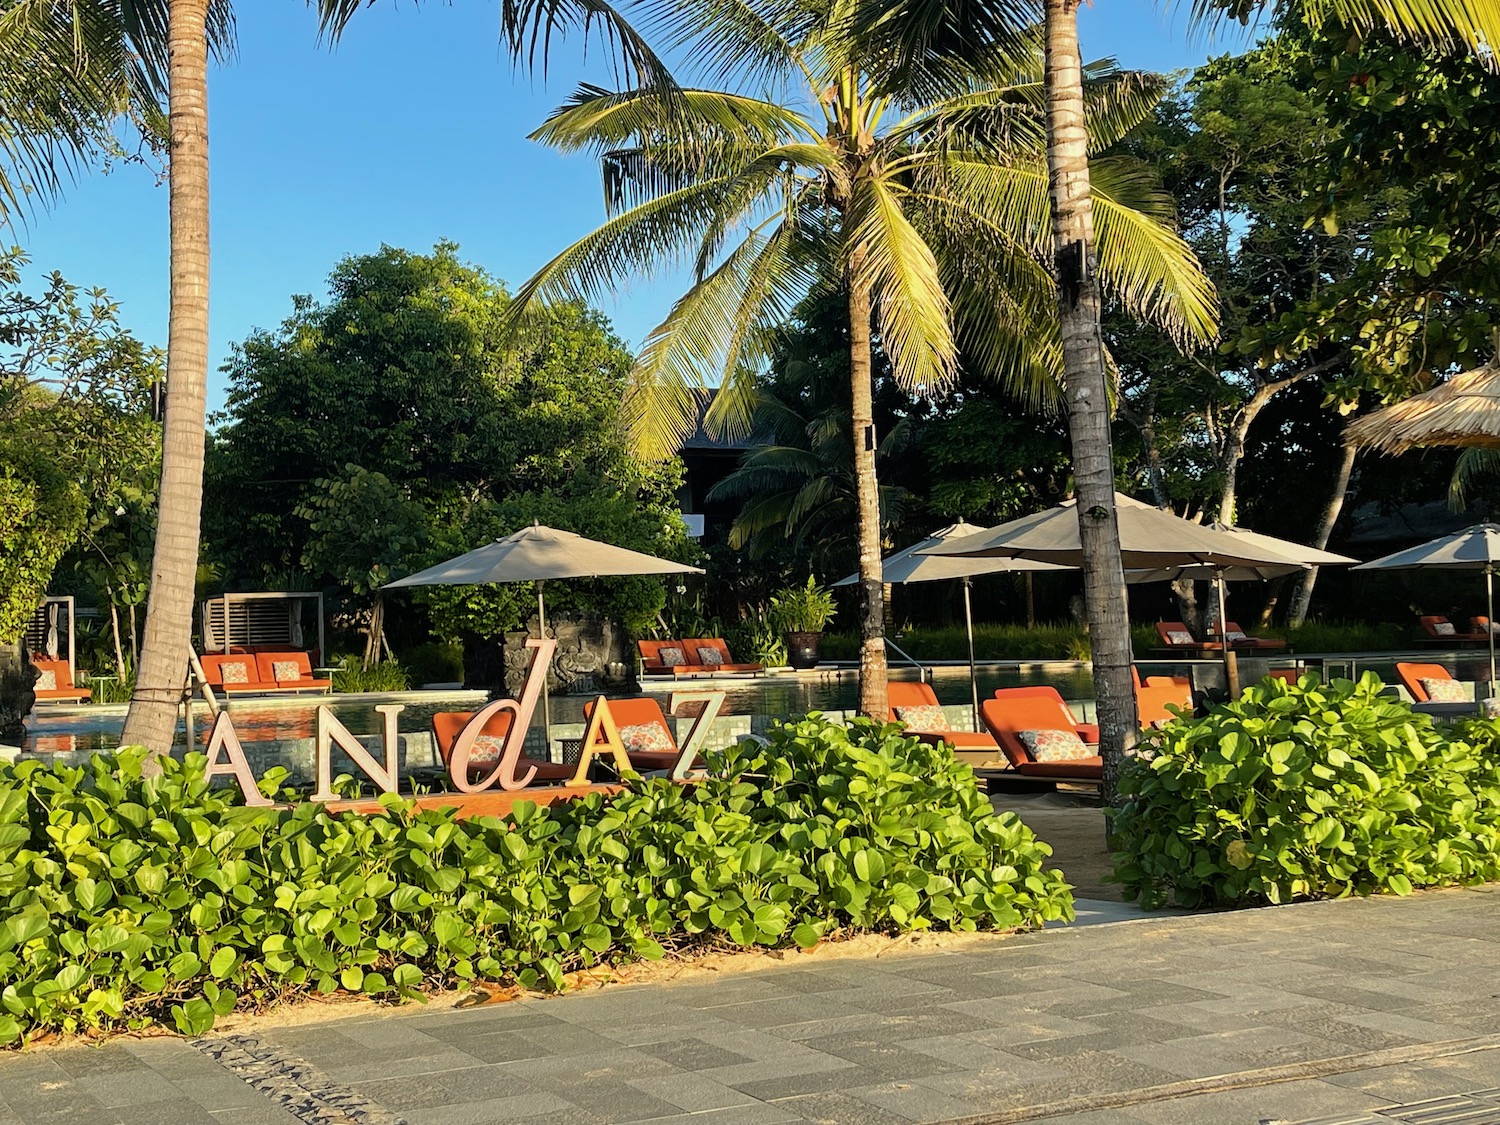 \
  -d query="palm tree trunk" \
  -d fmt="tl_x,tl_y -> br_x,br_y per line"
121,0 -> 211,755
848,258 -> 888,716
1288,441 -> 1357,628
1044,0 -> 1136,802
